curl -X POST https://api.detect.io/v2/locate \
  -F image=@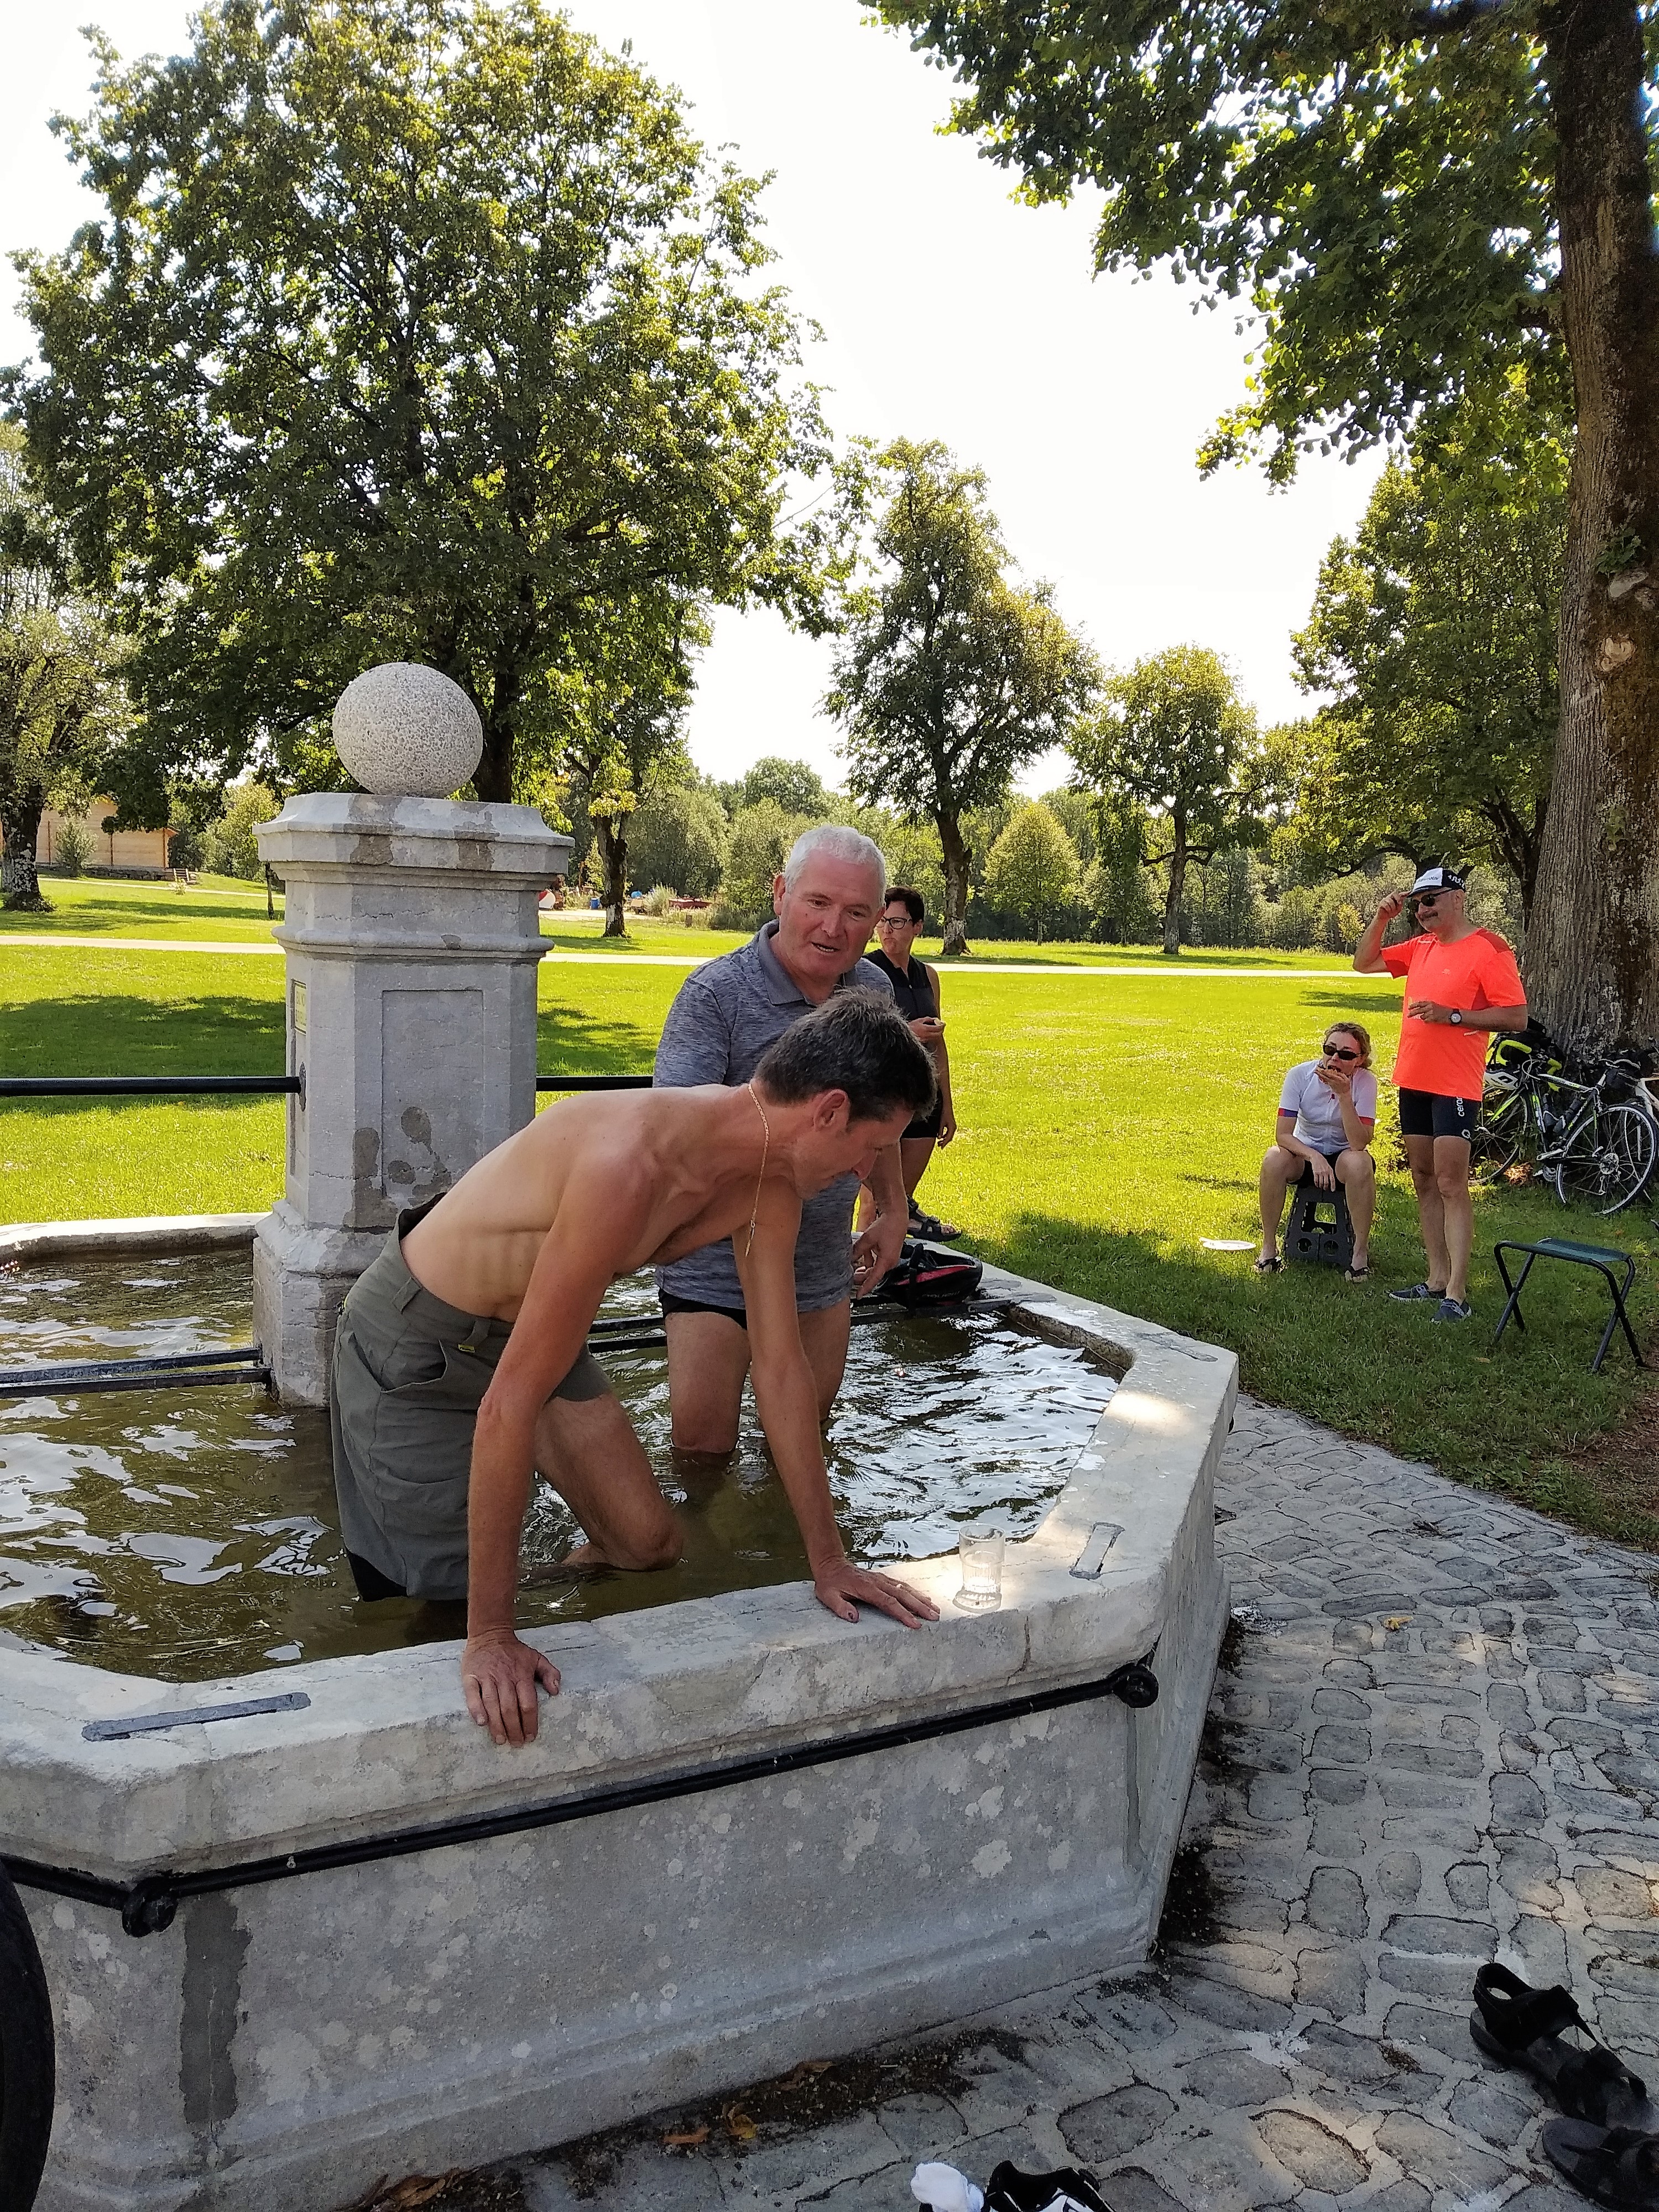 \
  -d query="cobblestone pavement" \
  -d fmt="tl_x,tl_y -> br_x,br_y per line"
502,1394 -> 1659,2212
